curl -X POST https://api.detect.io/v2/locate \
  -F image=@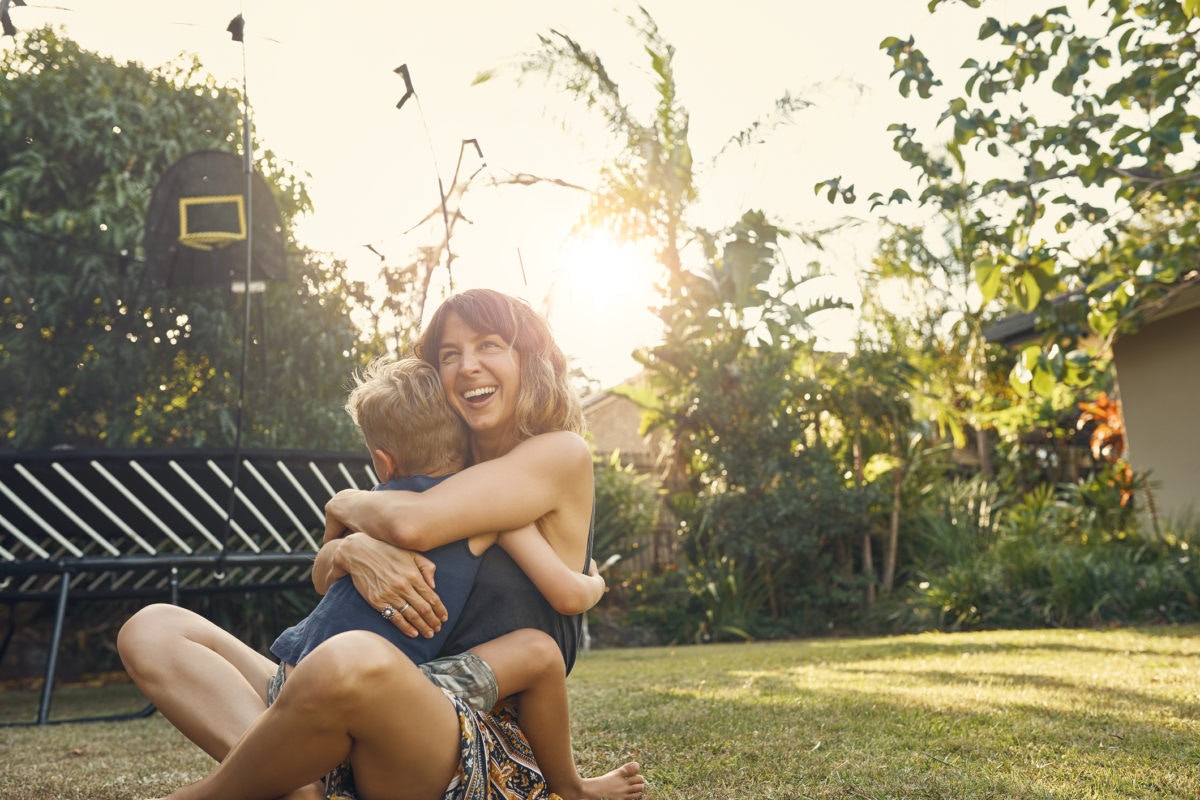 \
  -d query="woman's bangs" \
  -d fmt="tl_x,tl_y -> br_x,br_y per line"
453,292 -> 519,344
